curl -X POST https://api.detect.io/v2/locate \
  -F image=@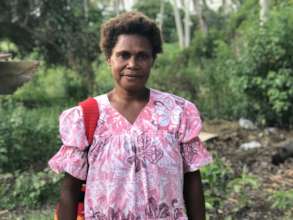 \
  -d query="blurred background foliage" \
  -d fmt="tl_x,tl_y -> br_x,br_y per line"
0,0 -> 292,218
